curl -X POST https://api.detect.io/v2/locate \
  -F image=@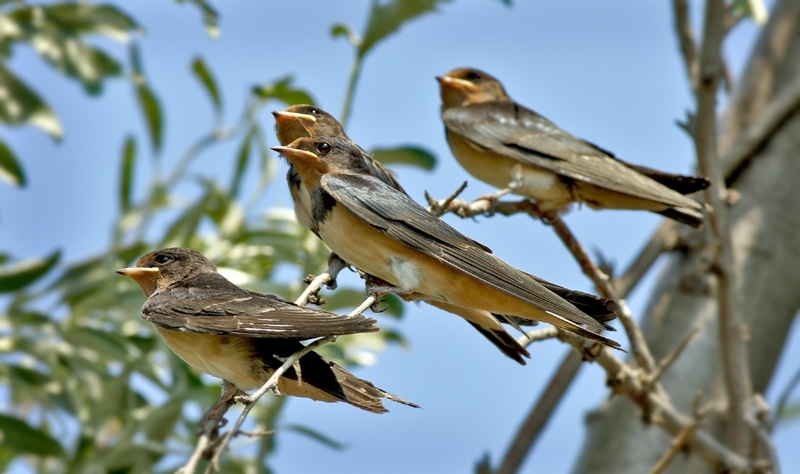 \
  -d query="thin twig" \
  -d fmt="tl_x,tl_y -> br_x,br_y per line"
534,208 -> 655,372
695,0 -> 752,455
646,326 -> 701,388
650,418 -> 699,474
177,382 -> 239,474
294,256 -> 347,306
425,180 -> 468,216
770,364 -> 800,431
673,0 -> 700,93
612,220 -> 681,297
516,327 -> 559,347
